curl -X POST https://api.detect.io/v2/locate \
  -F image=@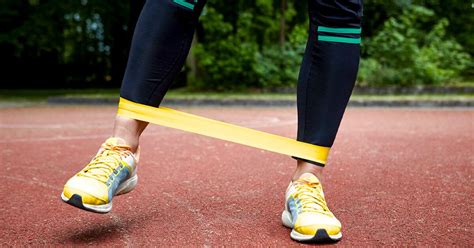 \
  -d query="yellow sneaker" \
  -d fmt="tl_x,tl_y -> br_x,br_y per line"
61,137 -> 139,213
281,174 -> 342,242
